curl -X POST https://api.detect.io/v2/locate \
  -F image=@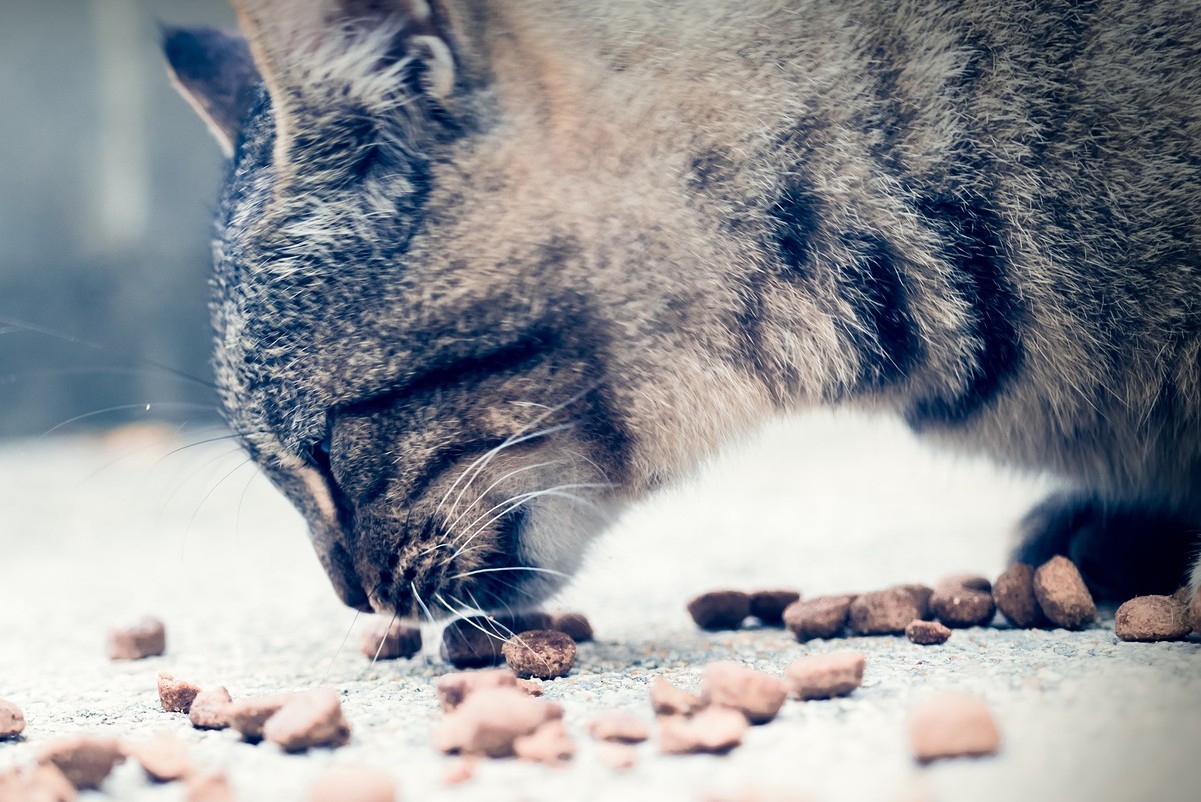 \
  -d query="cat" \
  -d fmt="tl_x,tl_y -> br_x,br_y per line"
164,0 -> 1201,617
